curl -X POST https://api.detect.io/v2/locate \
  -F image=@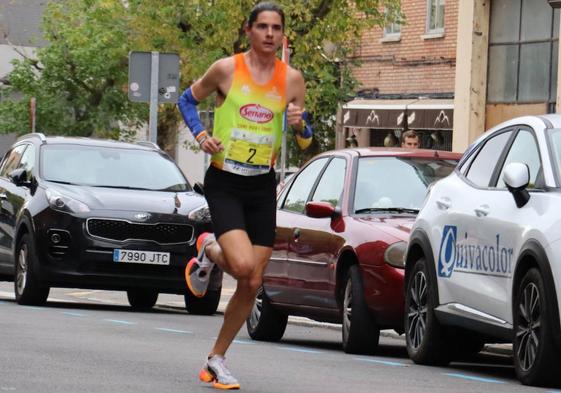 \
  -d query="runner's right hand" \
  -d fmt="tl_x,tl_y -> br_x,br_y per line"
201,137 -> 224,154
